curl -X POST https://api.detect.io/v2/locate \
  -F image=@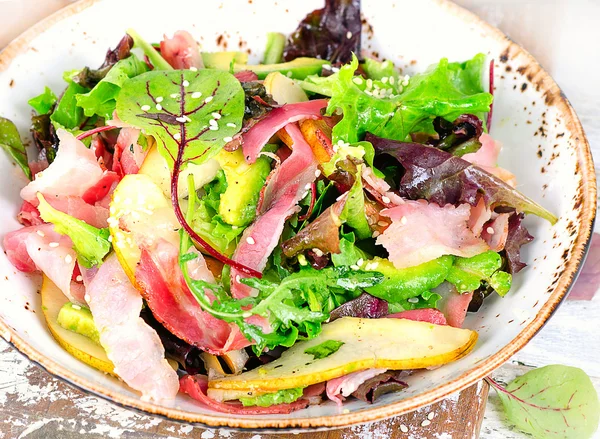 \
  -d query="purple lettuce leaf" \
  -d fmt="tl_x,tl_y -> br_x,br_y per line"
367,133 -> 557,224
283,0 -> 361,64
351,371 -> 409,403
504,212 -> 534,274
330,292 -> 388,321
